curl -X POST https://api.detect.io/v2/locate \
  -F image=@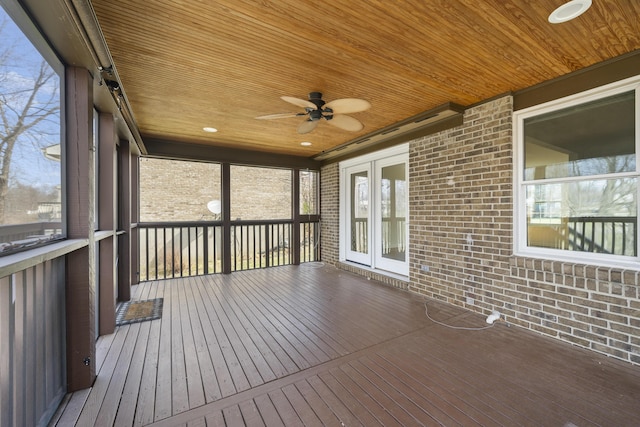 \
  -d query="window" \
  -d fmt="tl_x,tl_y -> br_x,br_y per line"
230,165 -> 291,220
139,158 -> 221,221
0,3 -> 64,254
514,77 -> 639,267
300,169 -> 319,216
